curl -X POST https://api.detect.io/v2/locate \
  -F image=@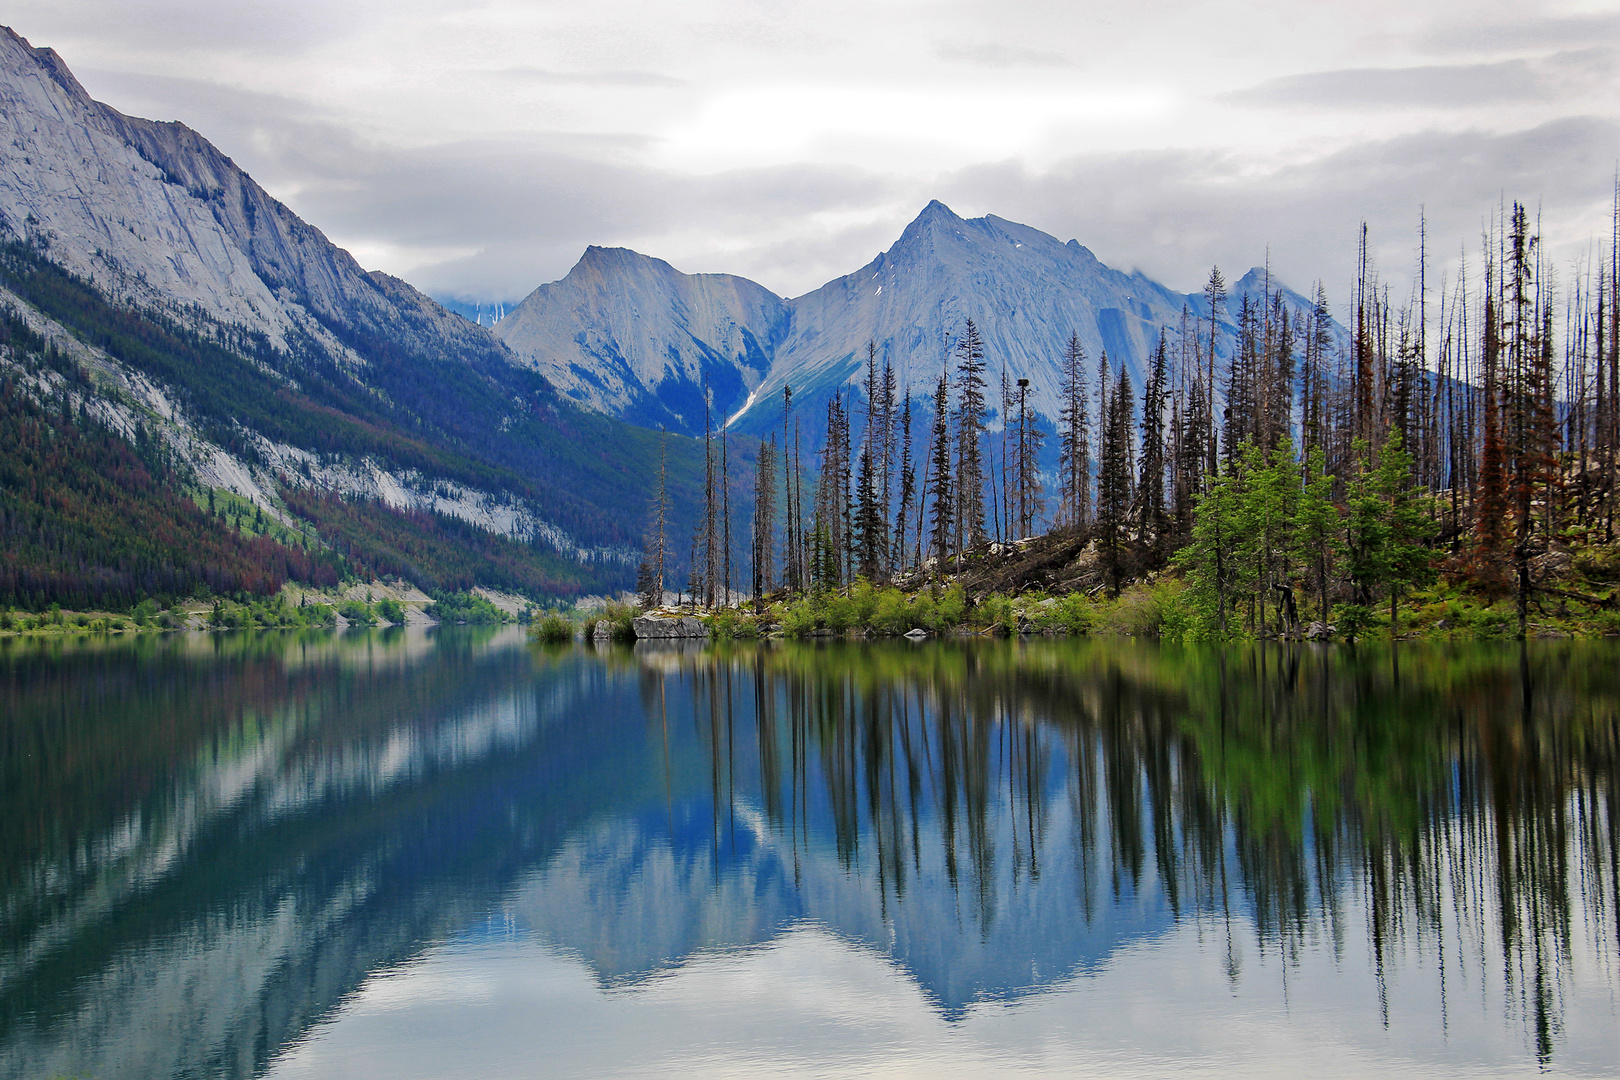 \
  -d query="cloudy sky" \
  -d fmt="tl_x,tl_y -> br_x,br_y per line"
10,0 -> 1617,308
